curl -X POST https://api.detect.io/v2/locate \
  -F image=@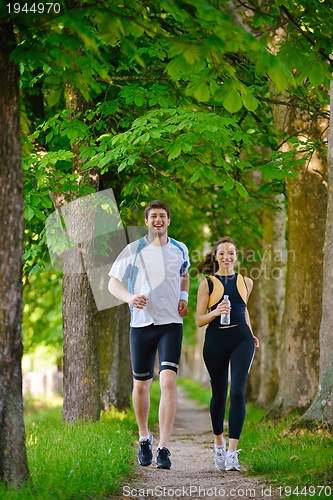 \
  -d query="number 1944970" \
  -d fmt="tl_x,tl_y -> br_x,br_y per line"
7,3 -> 61,14
277,485 -> 332,497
